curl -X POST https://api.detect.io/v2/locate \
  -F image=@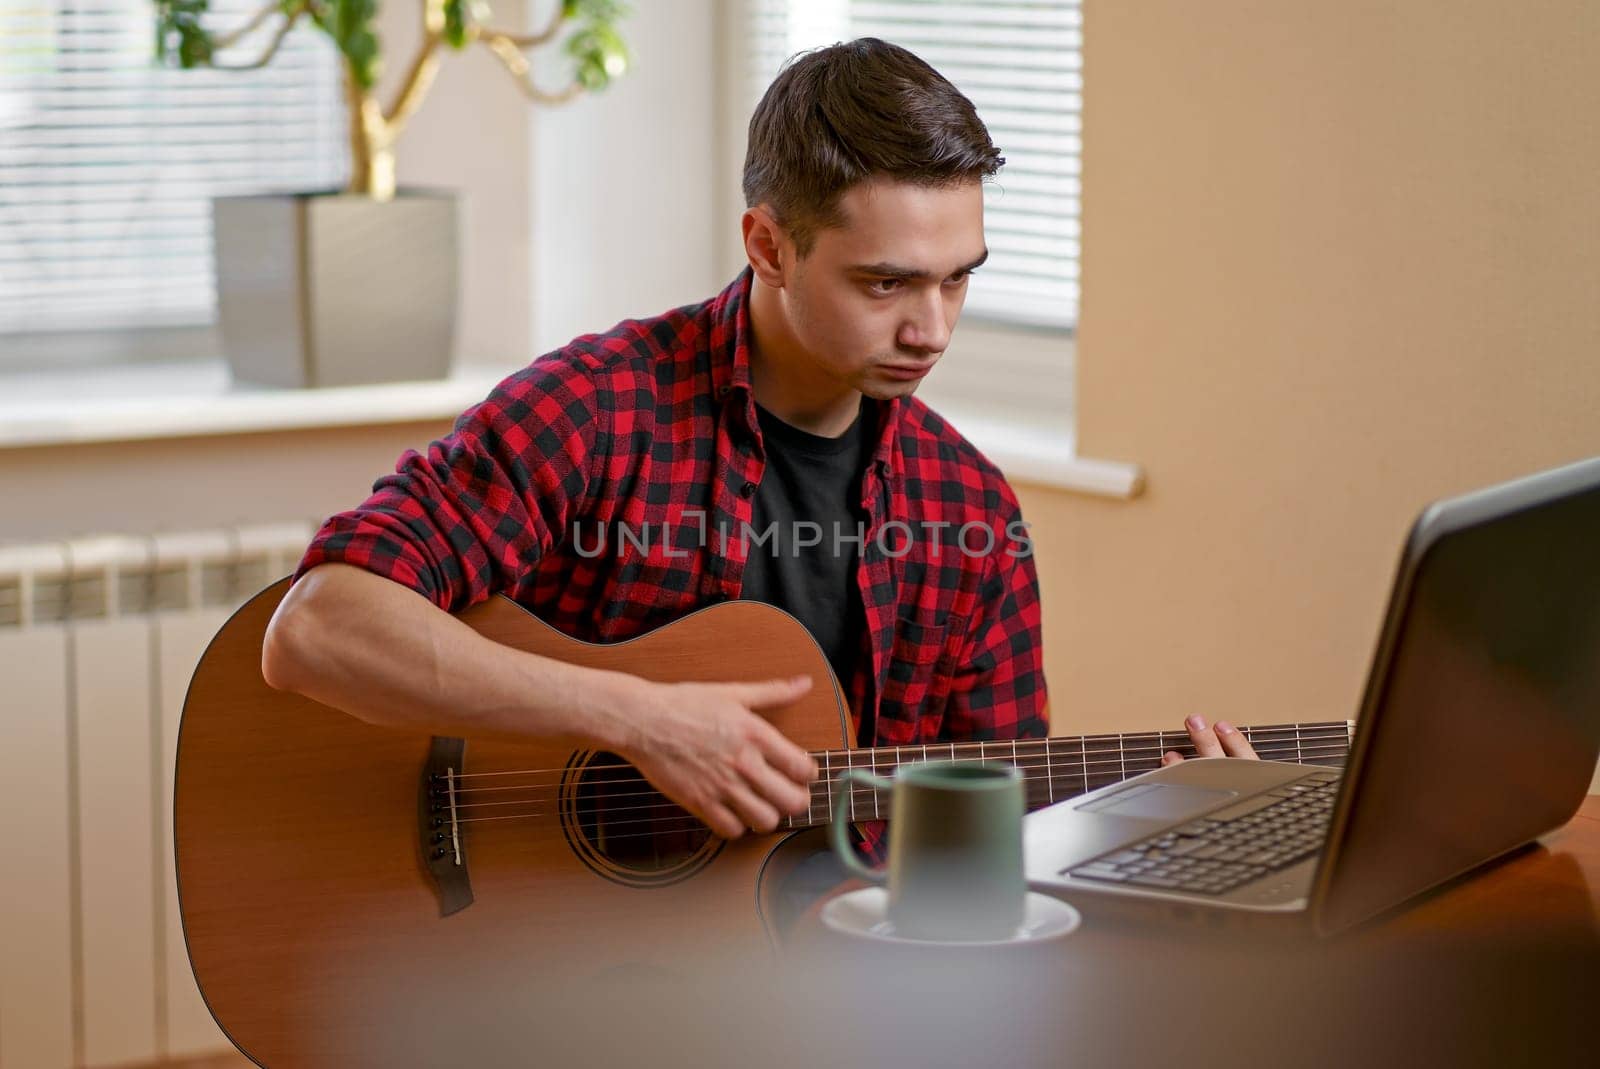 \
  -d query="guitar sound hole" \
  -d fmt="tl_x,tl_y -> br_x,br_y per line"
566,752 -> 719,882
